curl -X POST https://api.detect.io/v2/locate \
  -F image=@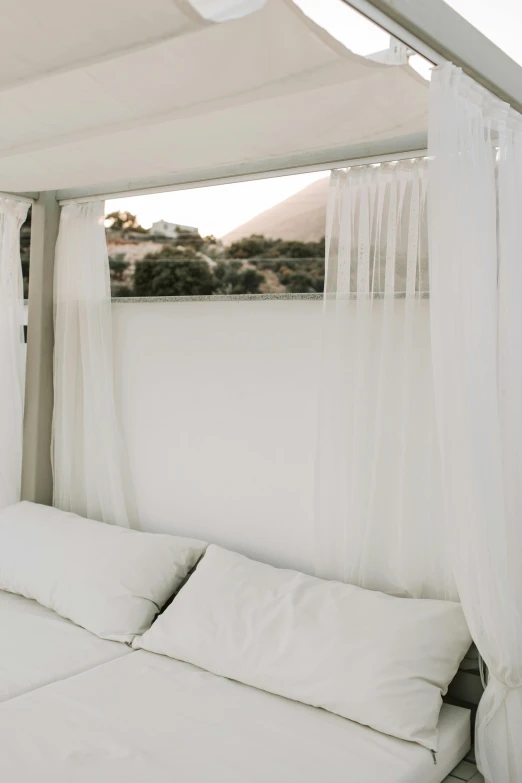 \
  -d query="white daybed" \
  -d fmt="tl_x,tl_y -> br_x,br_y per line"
0,590 -> 131,703
0,650 -> 470,783
0,3 -> 520,783
0,505 -> 473,783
